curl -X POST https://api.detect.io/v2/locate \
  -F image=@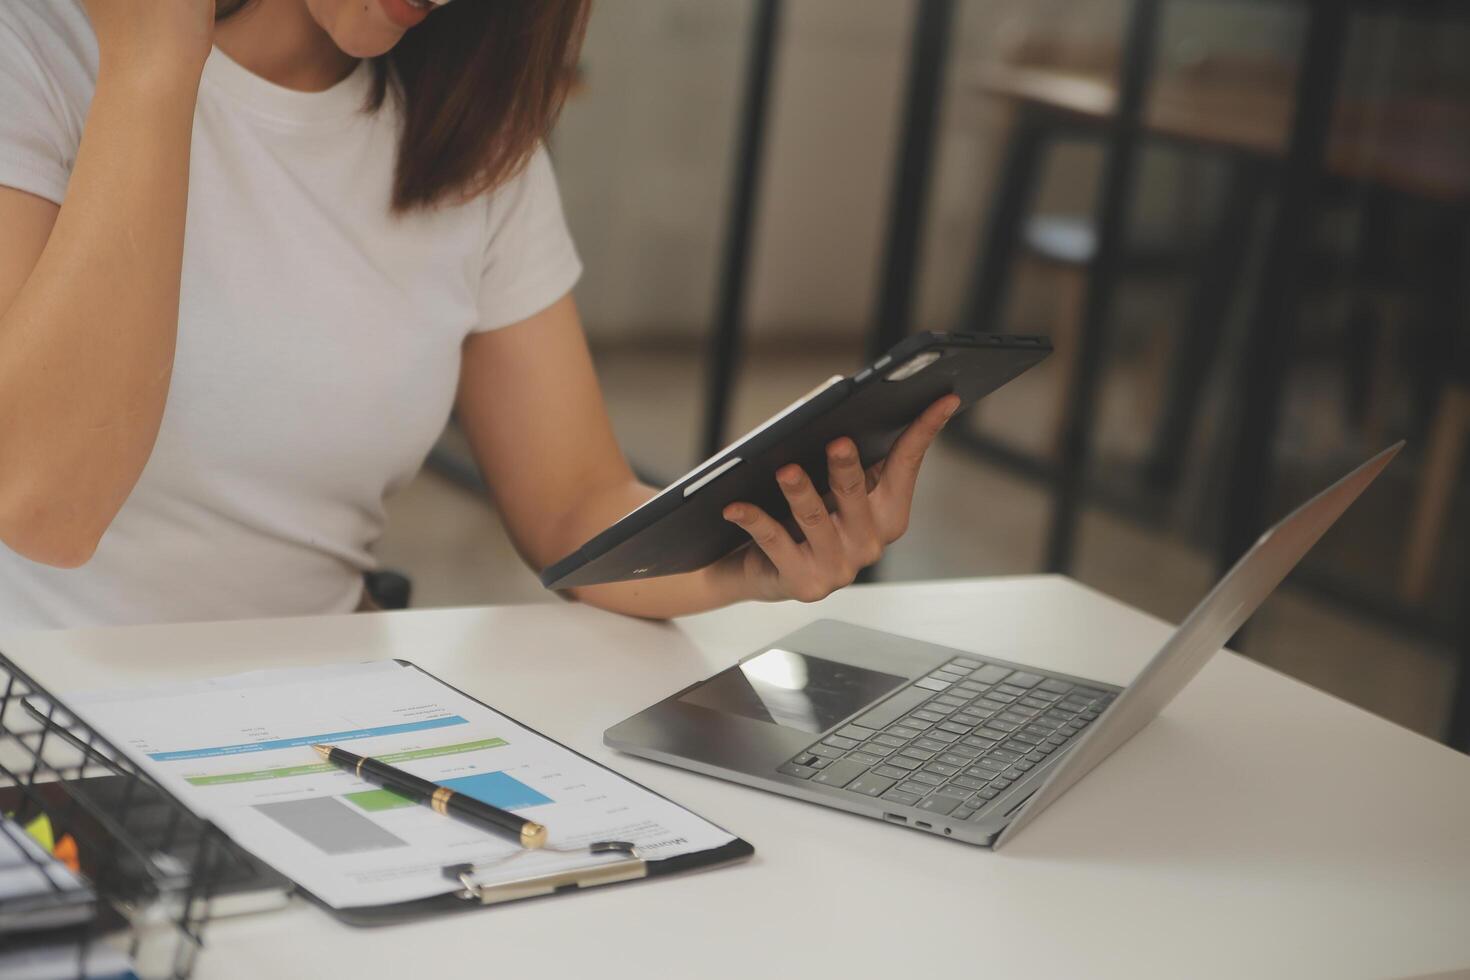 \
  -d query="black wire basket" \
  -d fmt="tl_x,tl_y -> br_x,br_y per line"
0,649 -> 281,978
